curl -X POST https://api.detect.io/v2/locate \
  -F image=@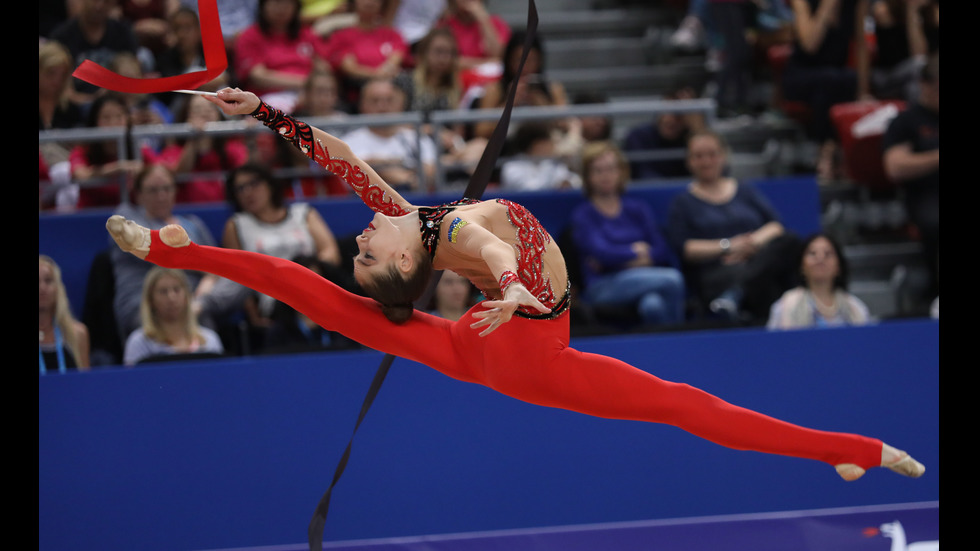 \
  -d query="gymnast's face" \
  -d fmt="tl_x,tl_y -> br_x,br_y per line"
353,212 -> 415,286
